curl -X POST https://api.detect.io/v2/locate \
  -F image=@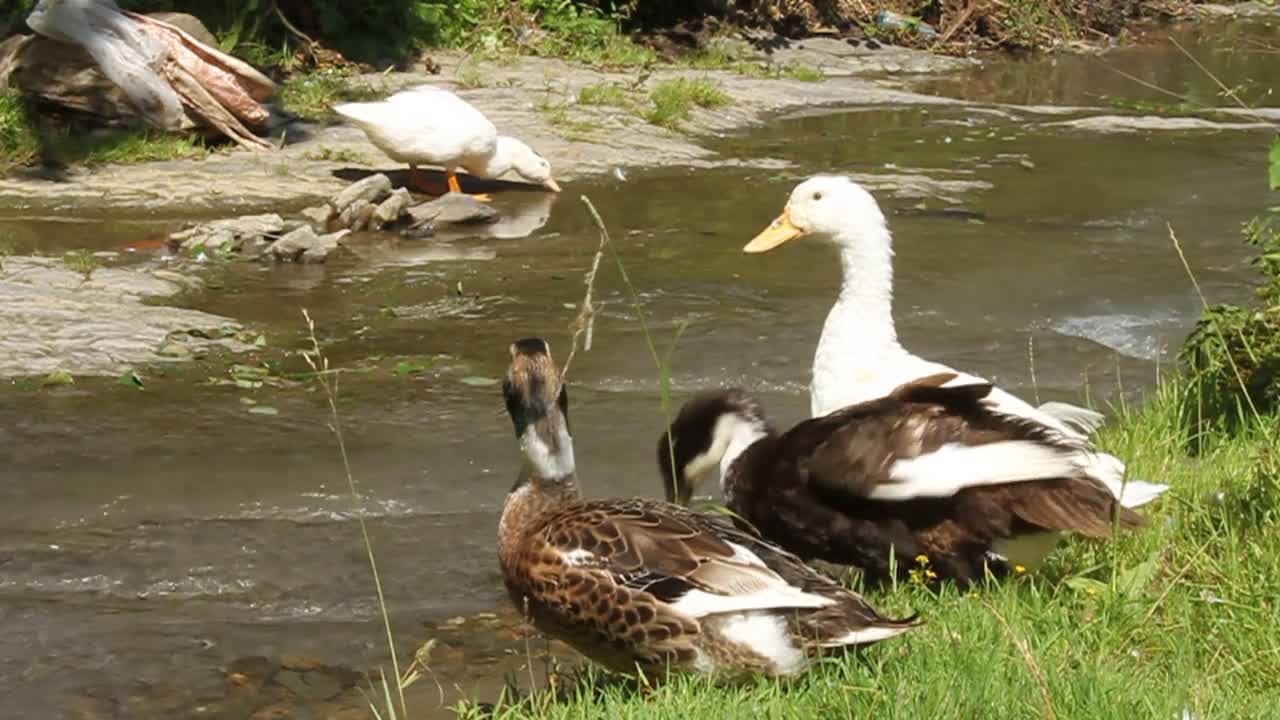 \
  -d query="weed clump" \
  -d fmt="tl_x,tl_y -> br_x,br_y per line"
0,89 -> 39,173
645,77 -> 729,130
1181,201 -> 1280,434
